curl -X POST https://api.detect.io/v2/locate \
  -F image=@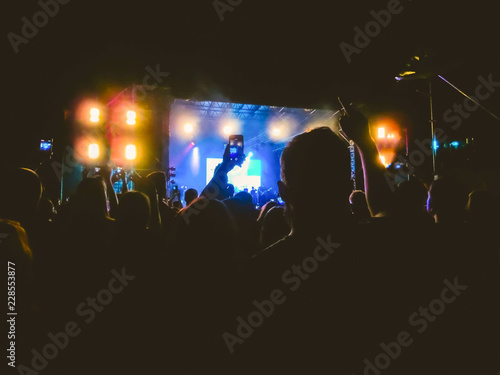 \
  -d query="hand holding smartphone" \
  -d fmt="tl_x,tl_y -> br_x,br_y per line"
229,135 -> 244,162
